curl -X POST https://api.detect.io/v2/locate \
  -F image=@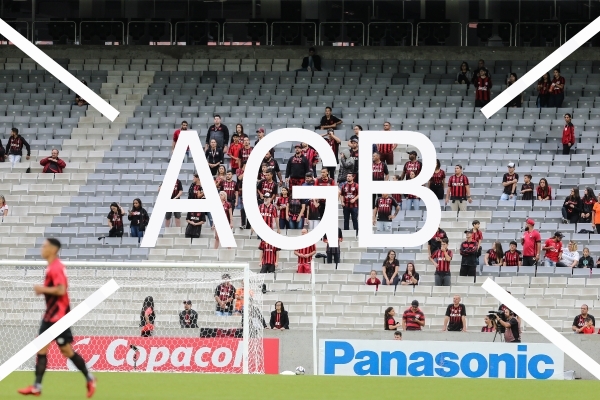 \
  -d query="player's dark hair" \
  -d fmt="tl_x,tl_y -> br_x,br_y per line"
46,237 -> 61,250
